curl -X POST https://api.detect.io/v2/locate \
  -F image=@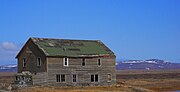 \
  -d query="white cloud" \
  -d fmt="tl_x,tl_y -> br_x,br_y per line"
0,42 -> 19,51
0,42 -> 21,65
